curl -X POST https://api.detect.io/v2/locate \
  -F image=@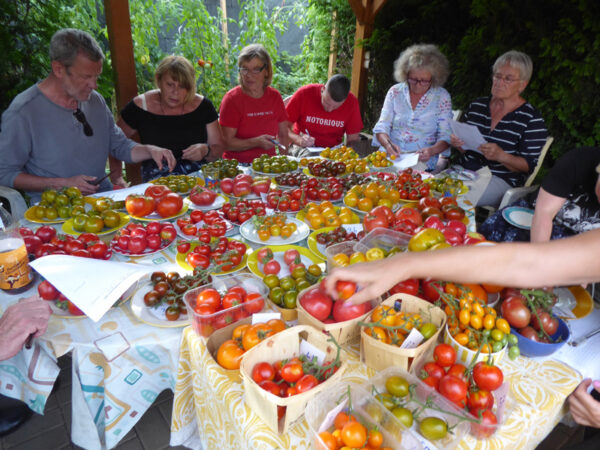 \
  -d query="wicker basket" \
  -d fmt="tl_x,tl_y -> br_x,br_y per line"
360,293 -> 446,372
